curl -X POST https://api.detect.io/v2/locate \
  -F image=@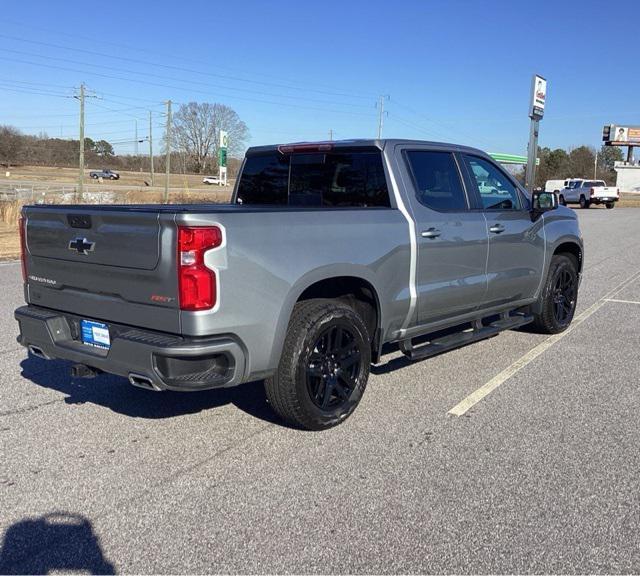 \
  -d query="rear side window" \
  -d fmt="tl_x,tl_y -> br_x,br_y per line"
235,153 -> 289,205
236,151 -> 390,207
405,151 -> 467,211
